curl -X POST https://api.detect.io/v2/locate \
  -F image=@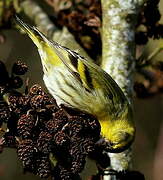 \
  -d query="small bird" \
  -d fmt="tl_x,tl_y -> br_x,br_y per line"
15,16 -> 135,152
